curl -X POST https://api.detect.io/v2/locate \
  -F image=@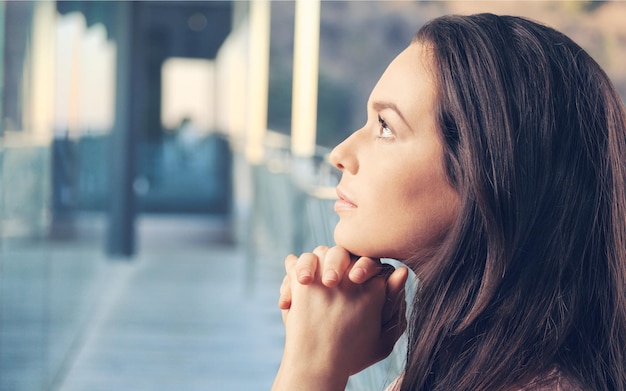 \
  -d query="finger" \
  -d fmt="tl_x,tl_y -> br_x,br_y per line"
312,245 -> 329,261
382,267 -> 409,330
385,266 -> 409,308
295,252 -> 319,284
321,246 -> 353,287
278,275 -> 292,309
377,268 -> 409,361
378,305 -> 407,362
348,256 -> 382,284
280,255 -> 297,310
284,253 -> 298,273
